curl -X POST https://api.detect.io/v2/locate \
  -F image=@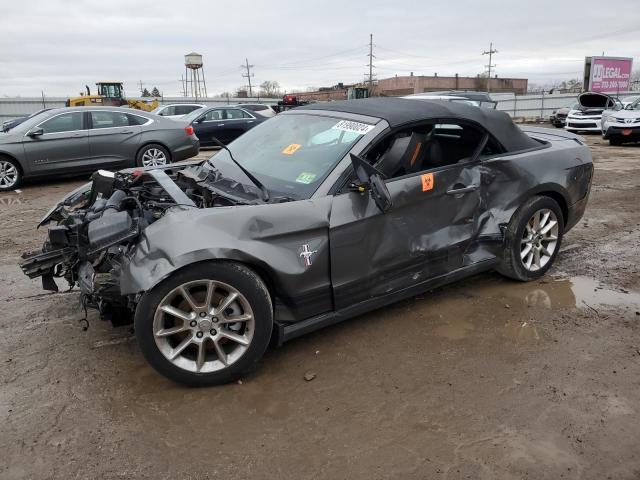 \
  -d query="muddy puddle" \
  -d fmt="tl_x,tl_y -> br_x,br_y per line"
422,274 -> 640,344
